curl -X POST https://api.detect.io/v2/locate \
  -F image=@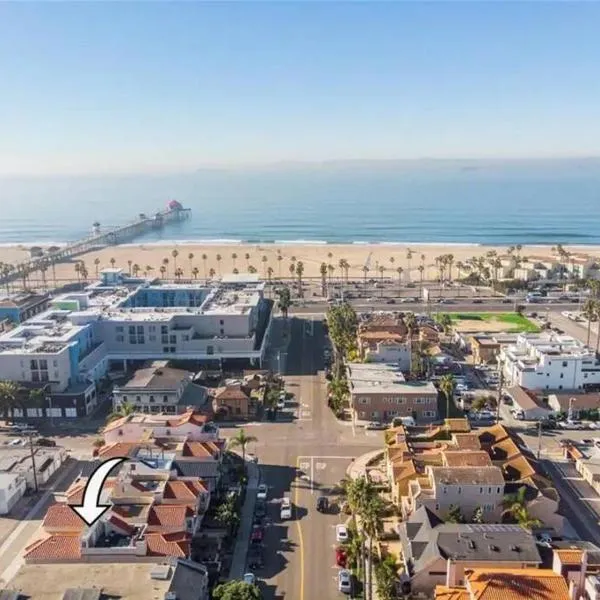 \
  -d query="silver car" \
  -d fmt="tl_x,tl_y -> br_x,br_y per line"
338,569 -> 352,594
